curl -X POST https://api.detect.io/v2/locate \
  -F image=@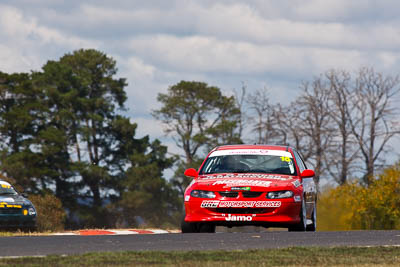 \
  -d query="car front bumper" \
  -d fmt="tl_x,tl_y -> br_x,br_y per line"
0,207 -> 36,228
184,197 -> 302,227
